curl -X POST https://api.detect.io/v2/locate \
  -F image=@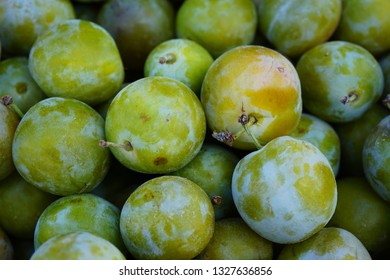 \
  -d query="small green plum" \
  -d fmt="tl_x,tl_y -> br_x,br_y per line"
380,53 -> 390,105
28,19 -> 124,105
120,176 -> 215,259
0,226 -> 13,260
257,0 -> 341,58
328,177 -> 390,257
232,136 -> 337,244
201,45 -> 302,150
334,103 -> 388,176
176,0 -> 257,58
34,193 -> 126,254
197,217 -> 273,260
0,0 -> 75,56
363,115 -> 390,202
297,41 -> 384,123
30,231 -> 126,260
144,38 -> 214,95
278,227 -> 371,260
104,76 -> 206,174
0,172 -> 58,239
333,0 -> 390,56
289,113 -> 340,176
12,97 -> 111,196
171,143 -> 240,219
0,57 -> 47,113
